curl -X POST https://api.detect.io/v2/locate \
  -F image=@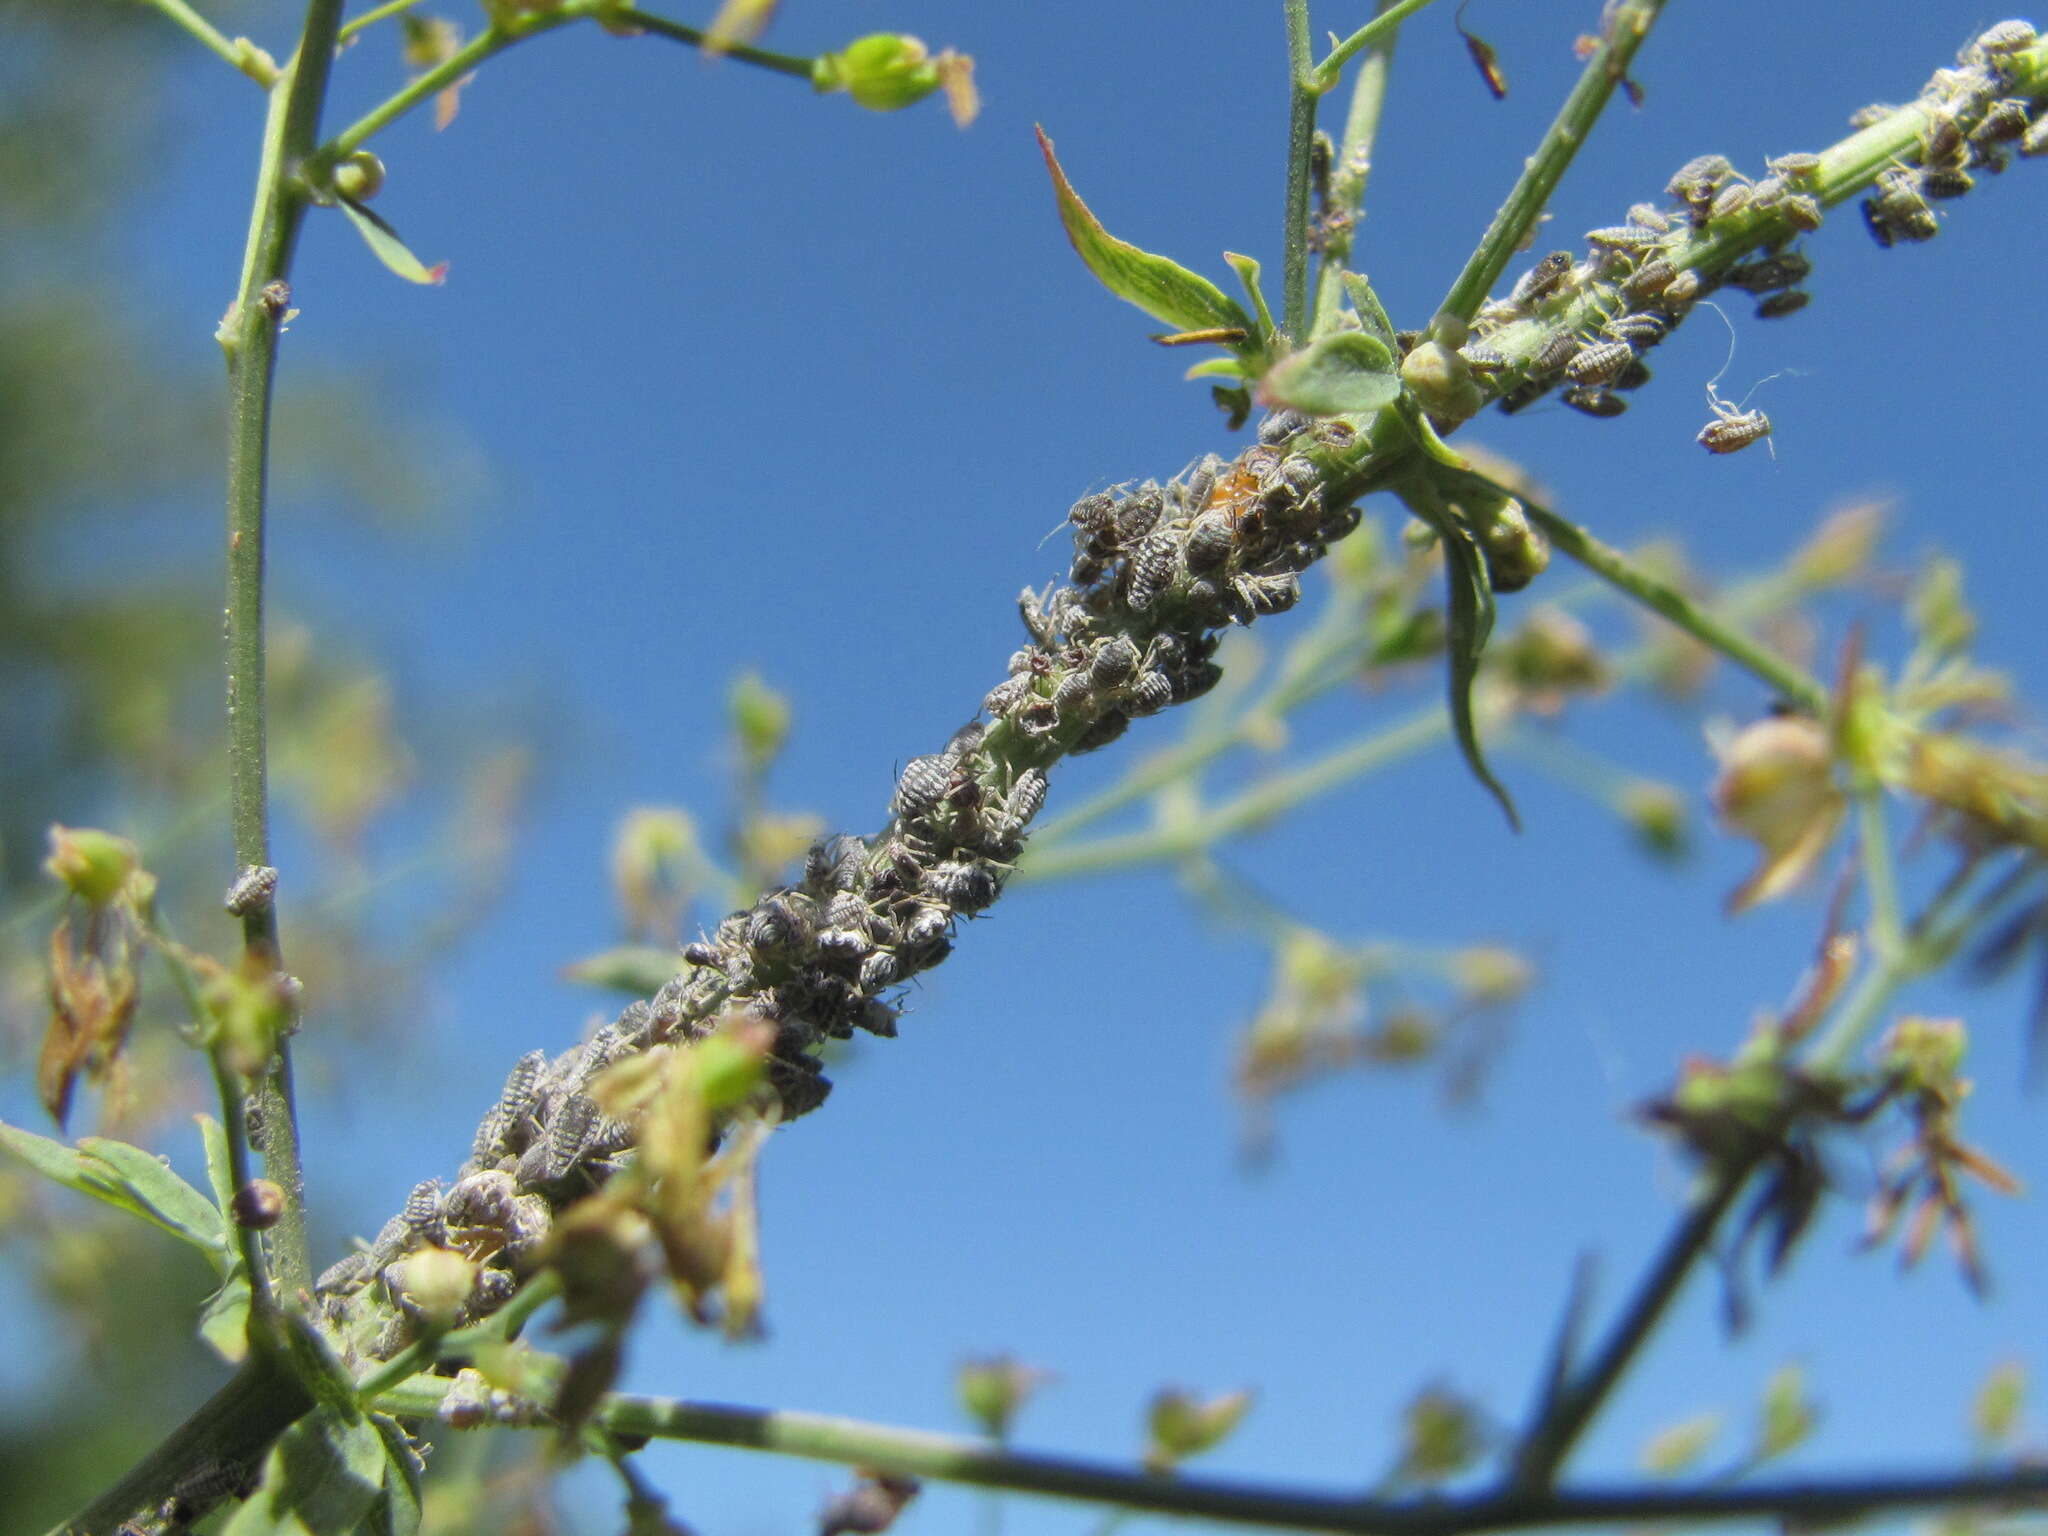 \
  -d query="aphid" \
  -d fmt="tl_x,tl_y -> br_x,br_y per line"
1666,153 -> 1733,201
1052,671 -> 1094,714
1756,289 -> 1811,319
1919,165 -> 1974,199
1663,269 -> 1703,305
1601,311 -> 1668,347
316,1251 -> 370,1294
922,860 -> 998,914
1972,98 -> 2033,146
1529,330 -> 1582,375
1974,19 -> 2038,55
1181,460 -> 1219,511
1613,357 -> 1653,391
1006,768 -> 1049,824
1257,408 -> 1311,445
1585,224 -> 1660,251
1766,151 -> 1823,181
982,675 -> 1030,717
1748,175 -> 1787,209
1626,202 -> 1672,232
1017,698 -> 1059,737
1509,251 -> 1574,308
1695,306 -> 1775,456
2023,117 -> 2048,158
544,1093 -> 598,1180
497,1051 -> 546,1123
902,904 -> 951,952
1123,534 -> 1178,613
445,1169 -> 519,1238
1623,256 -> 1678,302
892,754 -> 953,818
223,863 -> 278,917
1125,671 -> 1175,715
816,926 -> 873,962
1781,193 -> 1825,232
1848,103 -> 1895,130
1725,251 -> 1811,293
858,950 -> 902,992
1708,182 -> 1753,221
1183,512 -> 1236,574
746,894 -> 813,951
1565,339 -> 1636,387
1089,634 -> 1140,688
1497,379 -> 1550,414
1115,483 -> 1166,541
1071,708 -> 1130,754
1562,386 -> 1627,418
403,1180 -> 445,1236
1235,572 -> 1301,617
1067,491 -> 1115,530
